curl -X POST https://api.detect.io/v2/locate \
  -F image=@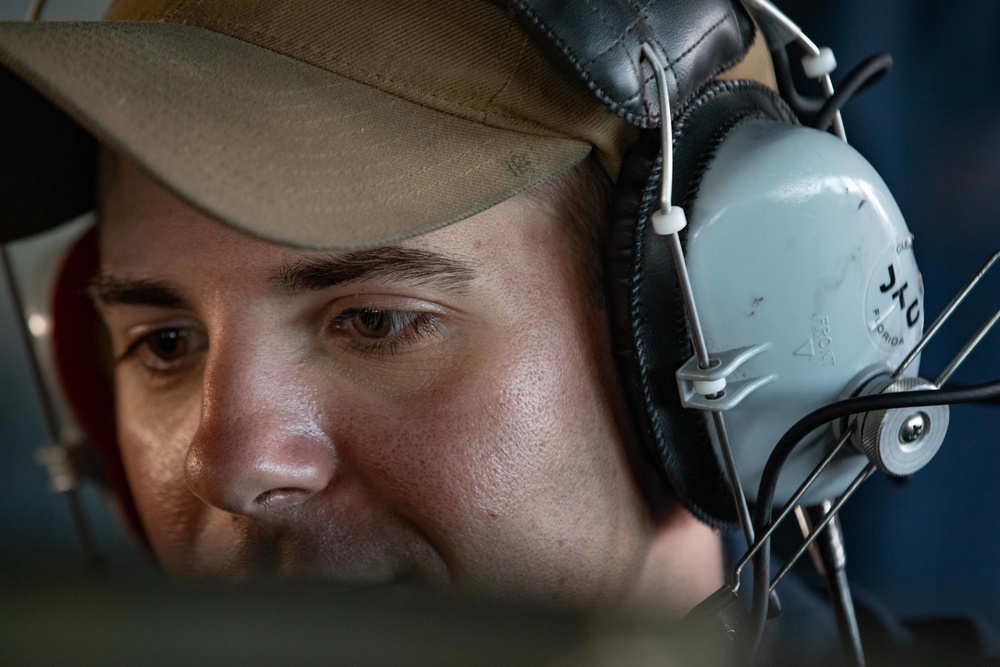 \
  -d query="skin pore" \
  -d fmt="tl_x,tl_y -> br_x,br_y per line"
93,152 -> 722,615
